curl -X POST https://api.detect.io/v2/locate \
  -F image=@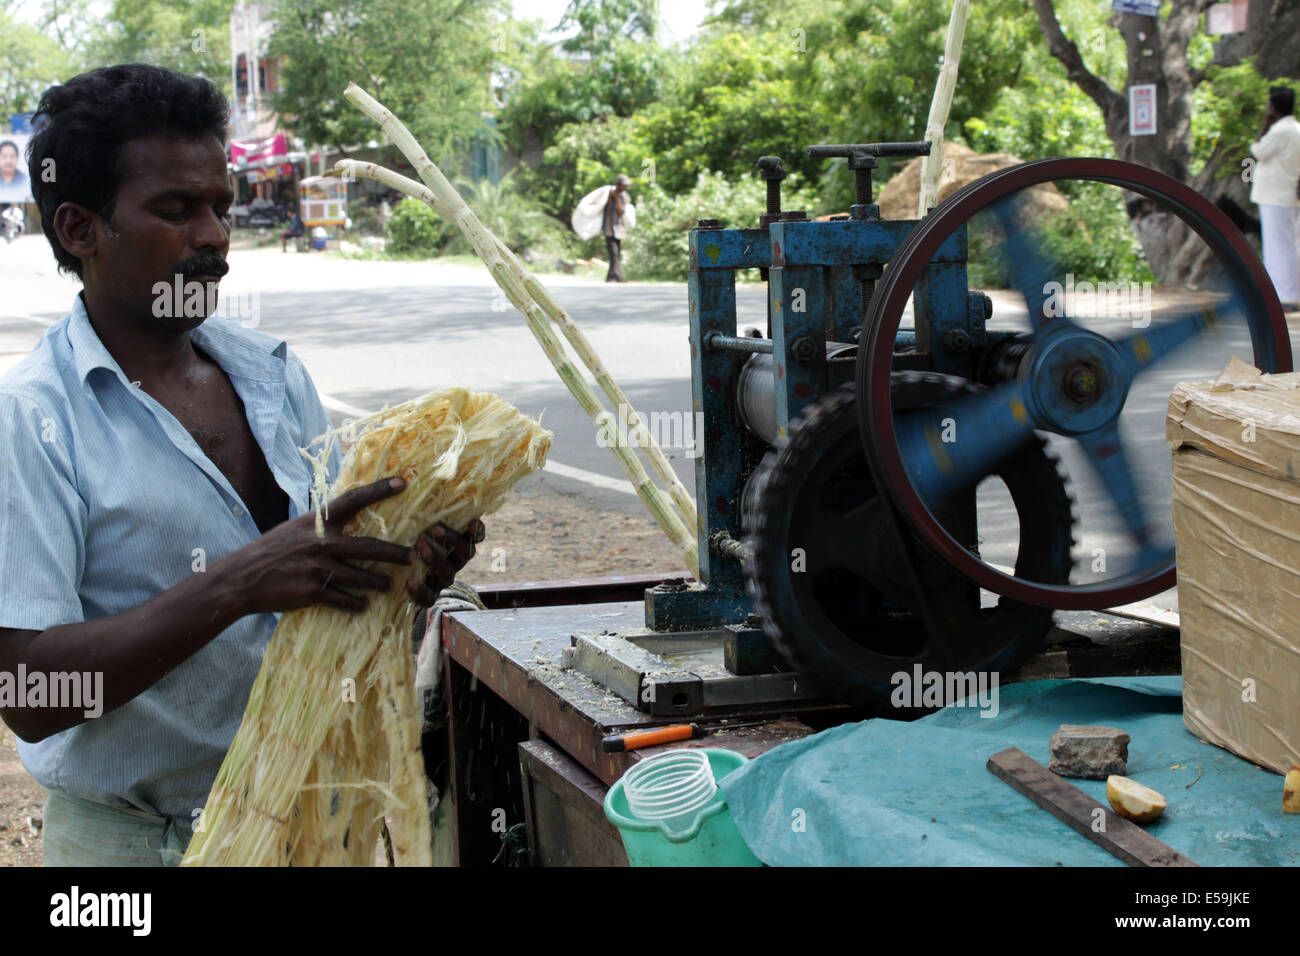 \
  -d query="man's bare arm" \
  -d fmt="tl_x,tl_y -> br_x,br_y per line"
0,571 -> 245,742
0,477 -> 412,743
